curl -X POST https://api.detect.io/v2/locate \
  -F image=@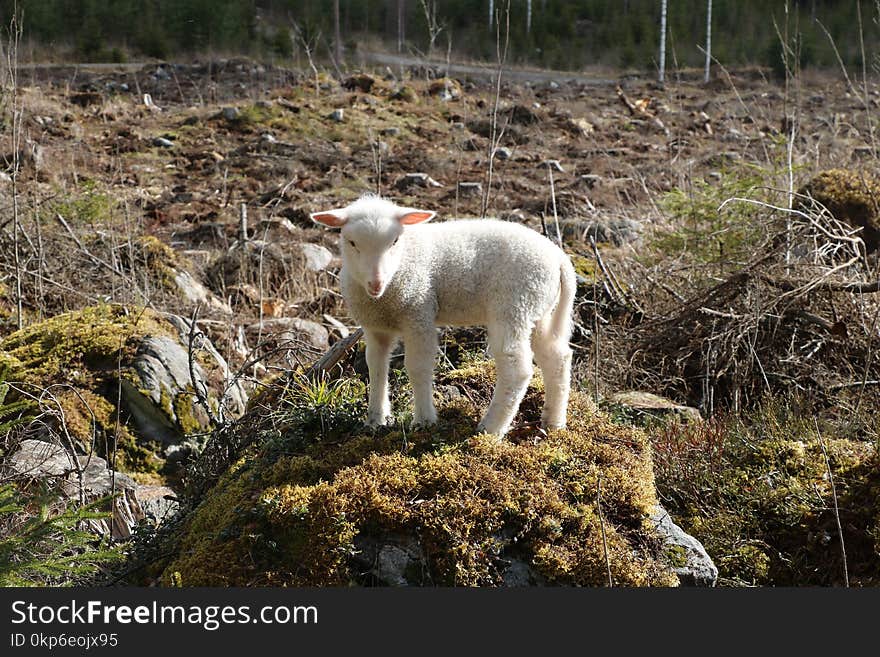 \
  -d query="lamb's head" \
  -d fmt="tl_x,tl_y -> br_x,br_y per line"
311,196 -> 435,298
